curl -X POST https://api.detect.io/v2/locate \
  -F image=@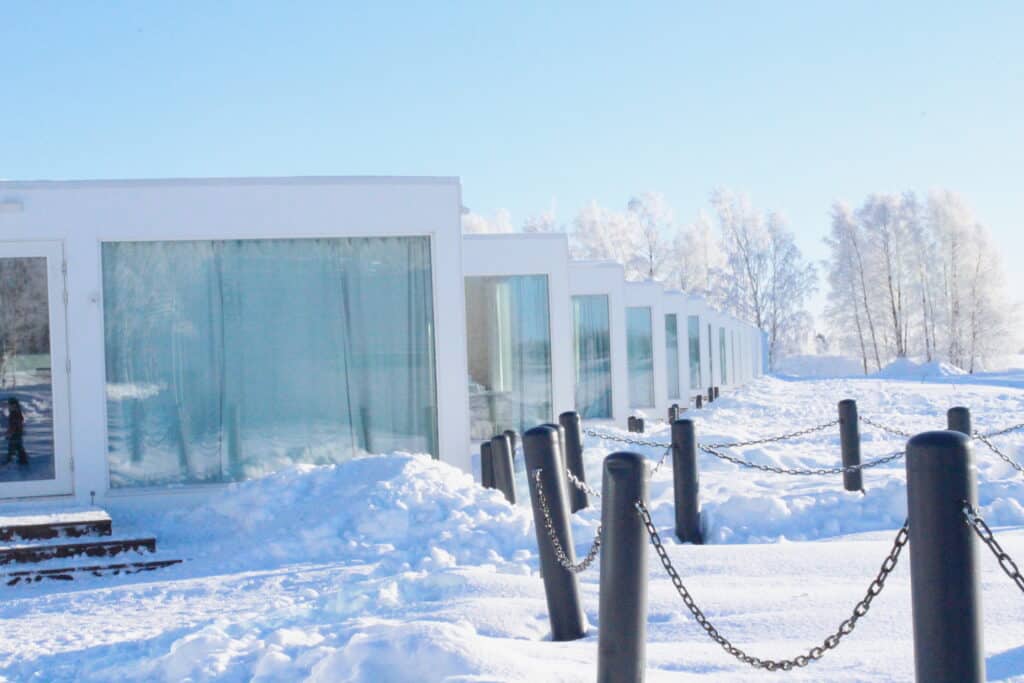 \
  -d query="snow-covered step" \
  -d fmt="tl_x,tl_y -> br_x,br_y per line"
0,509 -> 112,543
4,559 -> 182,586
0,536 -> 156,566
